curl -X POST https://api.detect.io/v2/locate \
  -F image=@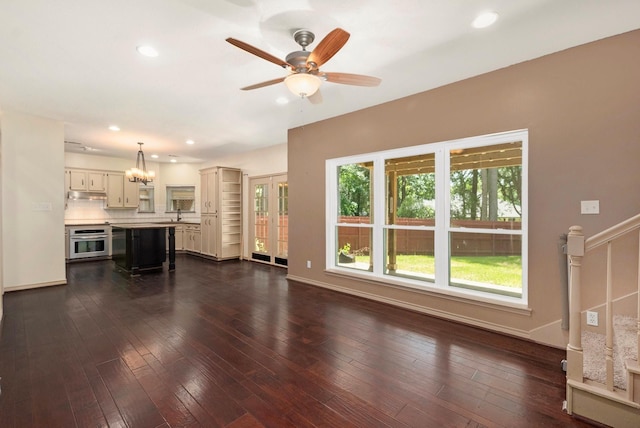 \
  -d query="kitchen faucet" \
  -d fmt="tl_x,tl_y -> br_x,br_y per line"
177,208 -> 182,222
